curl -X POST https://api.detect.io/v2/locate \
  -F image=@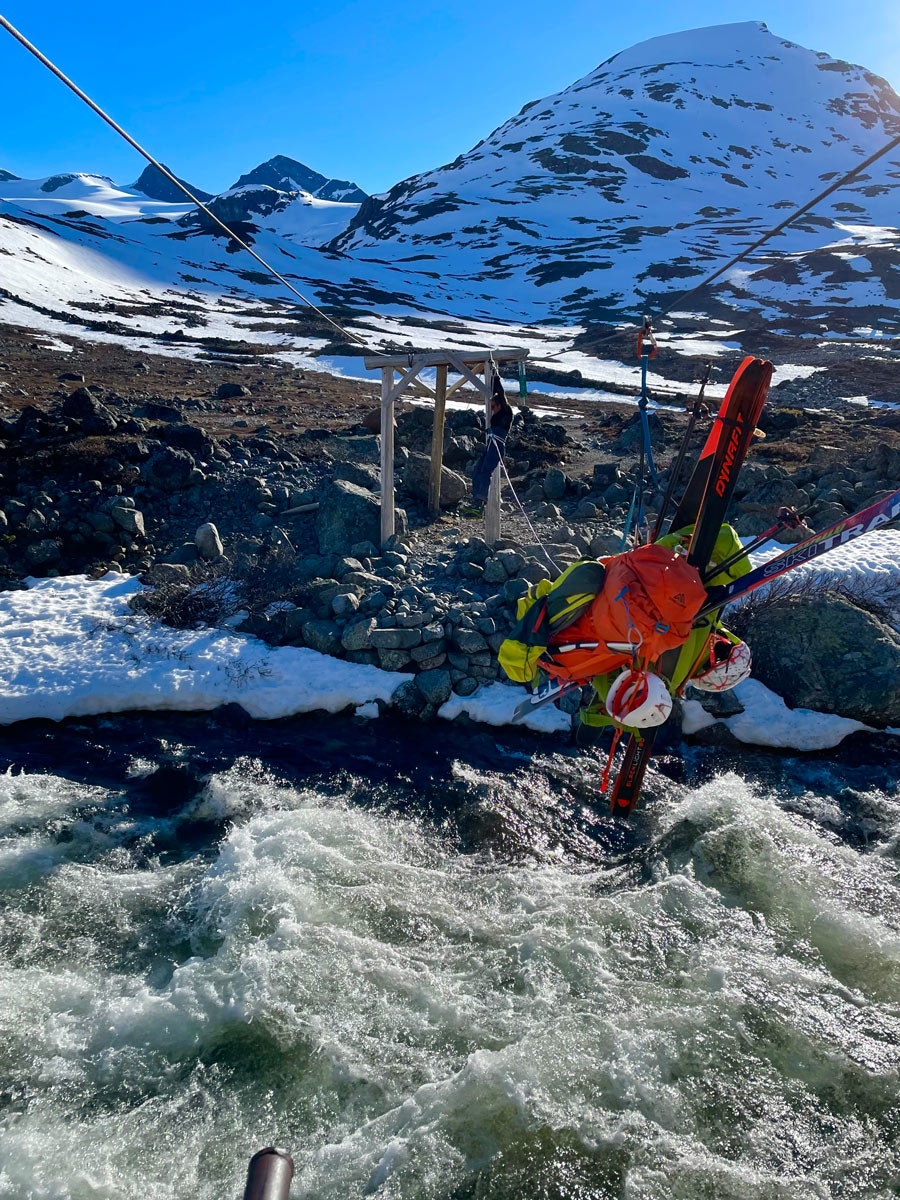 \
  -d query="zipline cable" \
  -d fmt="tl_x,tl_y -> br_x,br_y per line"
652,130 -> 900,323
0,11 -> 369,349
